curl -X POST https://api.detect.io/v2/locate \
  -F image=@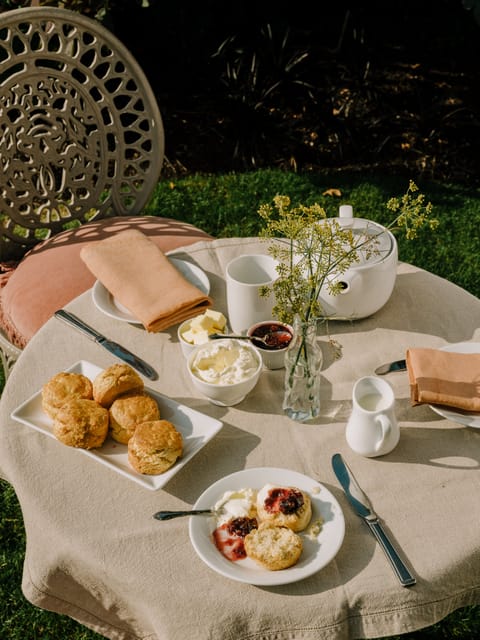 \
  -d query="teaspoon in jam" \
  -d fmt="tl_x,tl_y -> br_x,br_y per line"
209,331 -> 291,347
